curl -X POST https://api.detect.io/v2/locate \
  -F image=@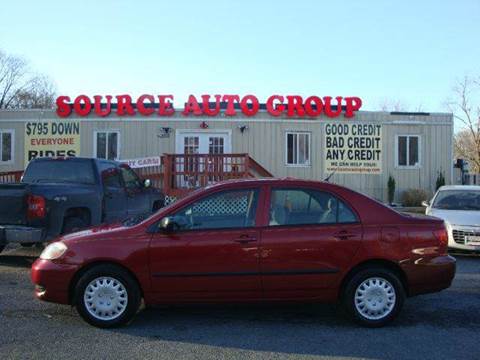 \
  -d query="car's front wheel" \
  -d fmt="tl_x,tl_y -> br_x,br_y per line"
343,267 -> 405,327
74,264 -> 141,328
